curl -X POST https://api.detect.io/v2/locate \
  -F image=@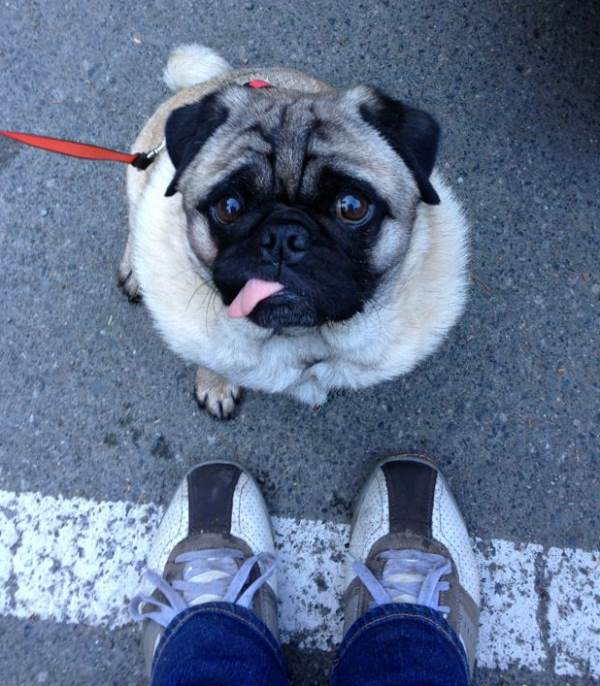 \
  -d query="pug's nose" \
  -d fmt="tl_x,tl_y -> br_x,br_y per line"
260,225 -> 309,265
